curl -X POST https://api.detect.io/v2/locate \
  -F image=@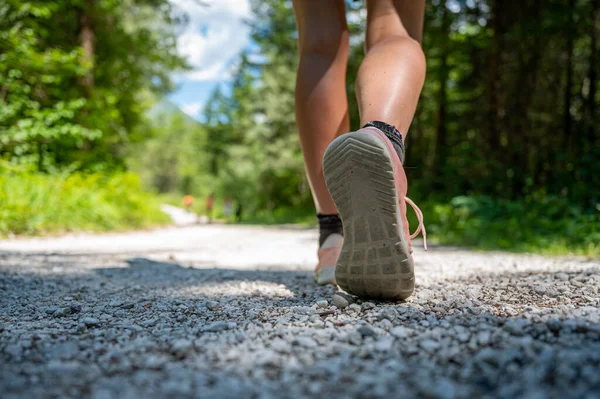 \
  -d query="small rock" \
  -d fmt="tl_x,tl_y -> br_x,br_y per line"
357,325 -> 378,338
171,339 -> 193,354
390,326 -> 410,338
53,307 -> 73,318
295,306 -> 316,315
377,308 -> 398,321
504,318 -> 529,336
44,307 -> 59,315
374,336 -> 394,351
361,302 -> 376,311
50,342 -> 79,360
477,330 -> 492,346
144,354 -> 168,370
108,300 -> 123,307
141,318 -> 159,328
347,331 -> 363,346
420,339 -> 441,353
474,347 -> 499,365
533,285 -> 547,295
347,303 -> 362,313
332,293 -> 353,309
270,338 -> 291,353
206,301 -> 221,311
294,336 -> 318,348
82,317 -> 100,327
316,300 -> 328,308
256,349 -> 278,366
455,327 -> 471,343
5,343 -> 22,359
433,378 -> 457,399
204,321 -> 230,332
